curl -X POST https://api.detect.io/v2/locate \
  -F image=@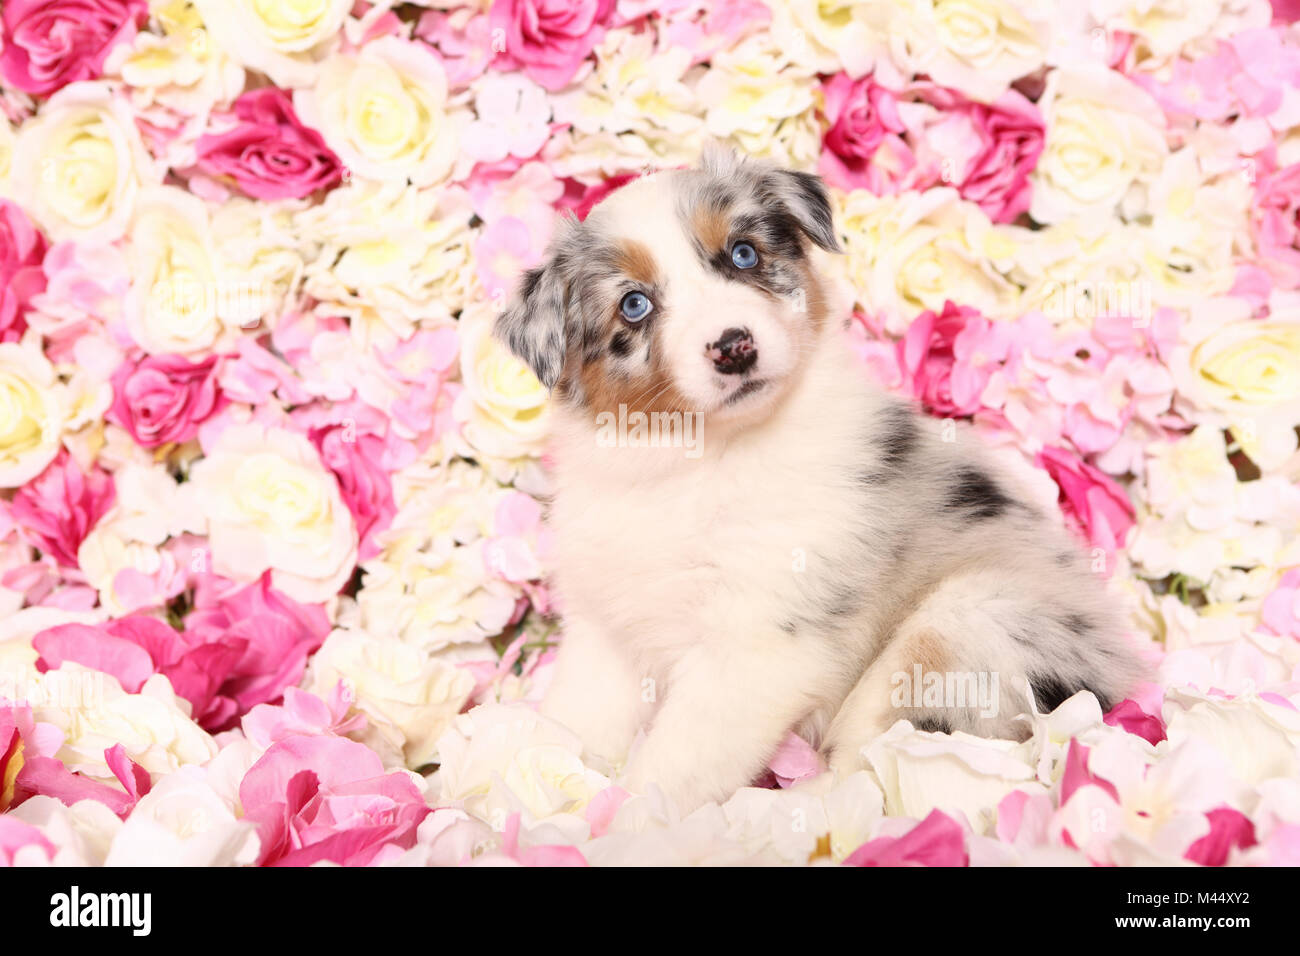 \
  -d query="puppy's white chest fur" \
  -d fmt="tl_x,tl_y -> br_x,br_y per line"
548,343 -> 876,675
